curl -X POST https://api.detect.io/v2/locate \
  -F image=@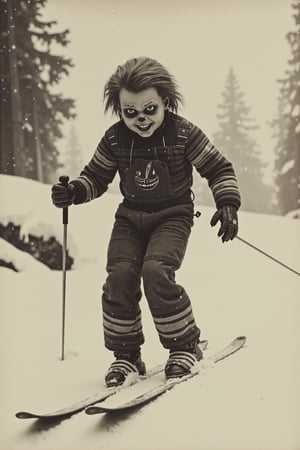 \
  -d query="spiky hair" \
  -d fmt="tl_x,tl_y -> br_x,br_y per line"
103,57 -> 183,115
